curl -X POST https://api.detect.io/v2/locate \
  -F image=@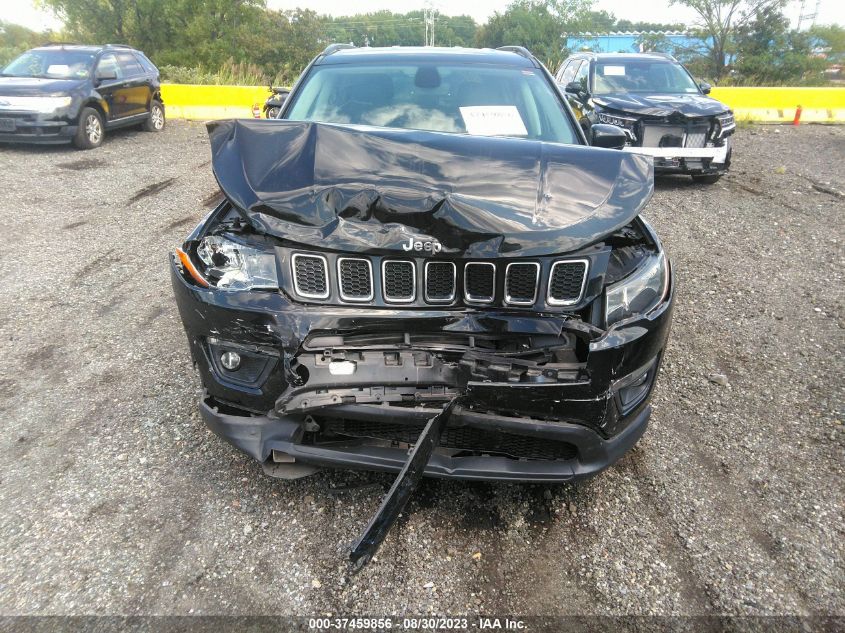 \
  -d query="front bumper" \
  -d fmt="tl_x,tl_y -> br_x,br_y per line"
623,141 -> 730,174
0,109 -> 78,144
199,391 -> 651,482
171,255 -> 675,482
